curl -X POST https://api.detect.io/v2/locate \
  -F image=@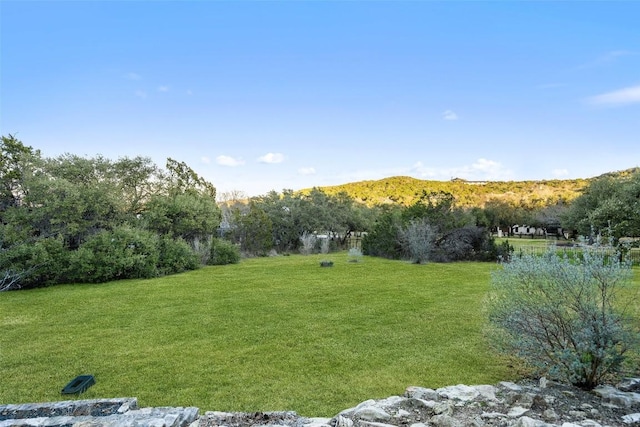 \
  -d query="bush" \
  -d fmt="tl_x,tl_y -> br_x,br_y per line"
158,236 -> 200,275
399,218 -> 437,264
487,246 -> 639,389
0,237 -> 69,289
438,226 -> 497,262
208,238 -> 240,265
69,227 -> 160,283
